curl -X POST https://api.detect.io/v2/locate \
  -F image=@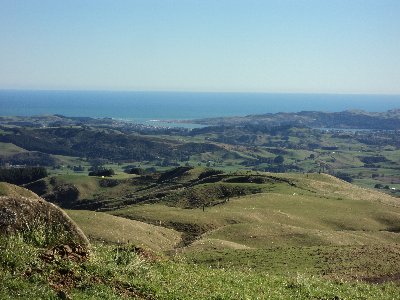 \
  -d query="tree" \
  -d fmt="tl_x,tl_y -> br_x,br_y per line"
73,165 -> 85,172
274,155 -> 285,165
